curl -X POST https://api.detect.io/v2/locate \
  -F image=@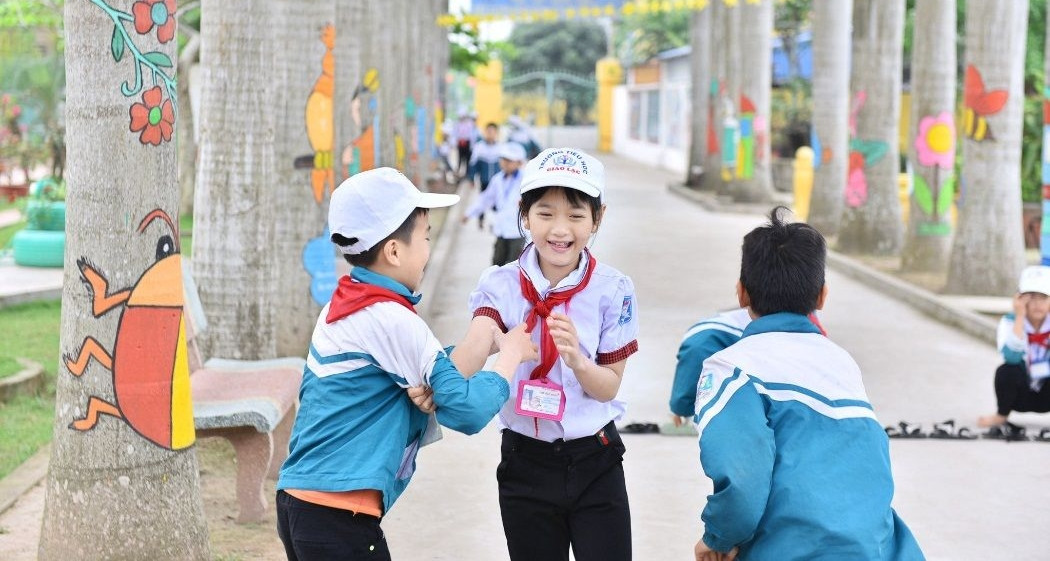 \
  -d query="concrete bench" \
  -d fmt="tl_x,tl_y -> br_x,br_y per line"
183,267 -> 303,523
